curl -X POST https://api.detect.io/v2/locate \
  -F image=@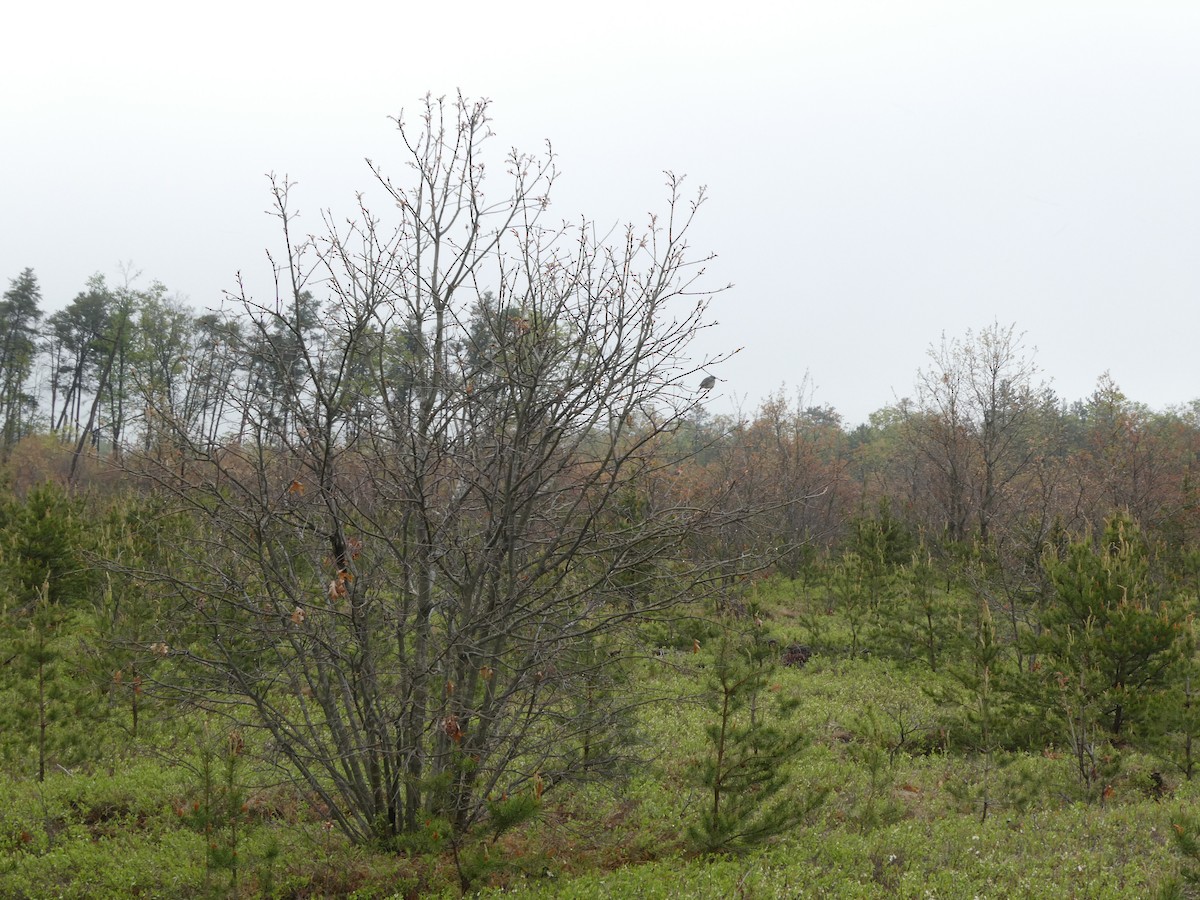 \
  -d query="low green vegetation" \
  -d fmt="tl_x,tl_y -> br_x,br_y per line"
2,488 -> 1199,897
